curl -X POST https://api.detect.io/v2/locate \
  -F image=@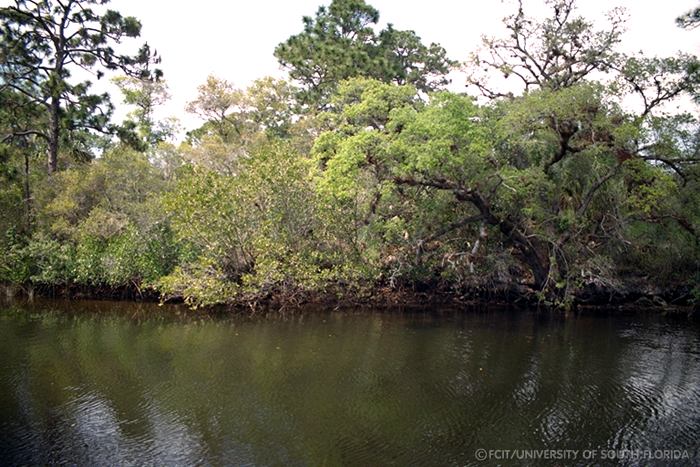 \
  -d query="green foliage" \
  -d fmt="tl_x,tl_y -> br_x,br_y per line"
0,0 -> 159,172
390,92 -> 491,178
38,148 -> 167,237
113,72 -> 172,148
311,72 -> 698,304
275,0 -> 454,107
23,234 -> 76,285
182,76 -> 301,177
159,140 -> 349,306
1,0 -> 698,309
72,222 -> 173,286
157,259 -> 240,308
0,147 -> 182,289
0,230 -> 32,284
